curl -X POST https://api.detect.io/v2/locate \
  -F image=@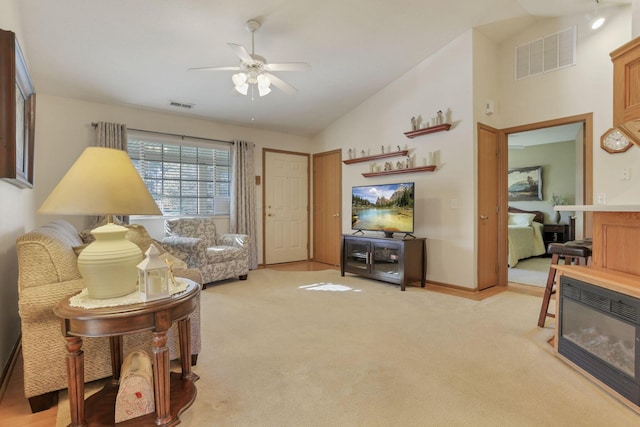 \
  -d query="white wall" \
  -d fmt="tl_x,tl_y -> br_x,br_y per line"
634,0 -> 639,37
34,94 -> 313,265
497,6 -> 640,205
312,6 -> 638,290
472,30 -> 500,129
0,0 -> 31,378
314,31 -> 477,289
